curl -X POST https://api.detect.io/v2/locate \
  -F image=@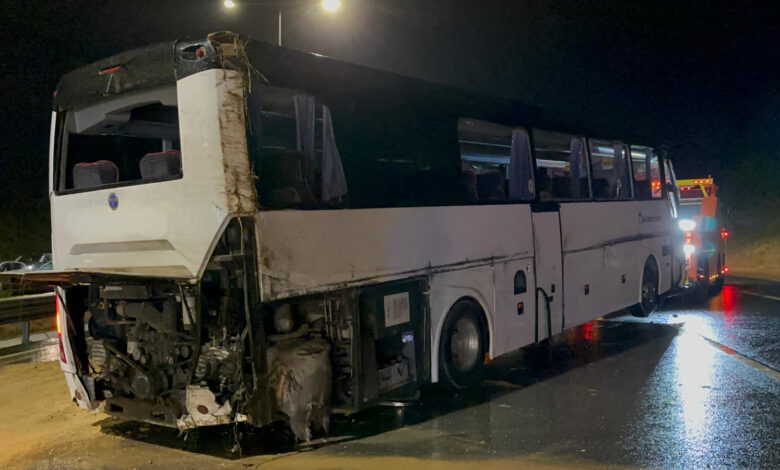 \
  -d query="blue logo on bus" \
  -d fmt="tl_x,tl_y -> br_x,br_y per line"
108,193 -> 119,210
